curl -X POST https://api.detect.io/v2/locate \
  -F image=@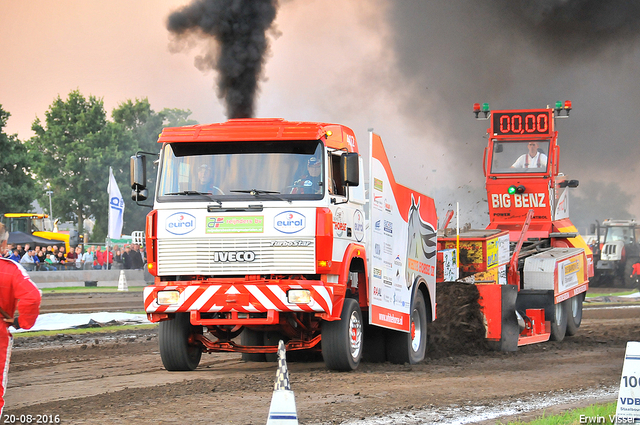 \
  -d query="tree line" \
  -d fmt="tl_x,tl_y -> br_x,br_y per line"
0,90 -> 197,241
